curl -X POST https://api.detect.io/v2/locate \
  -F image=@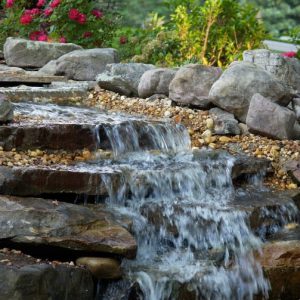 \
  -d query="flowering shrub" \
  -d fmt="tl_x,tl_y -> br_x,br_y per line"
0,0 -> 119,48
281,51 -> 297,58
